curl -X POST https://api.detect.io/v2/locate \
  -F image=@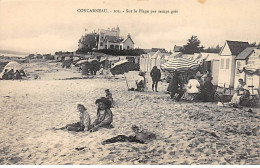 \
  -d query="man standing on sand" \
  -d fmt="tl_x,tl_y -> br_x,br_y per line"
150,66 -> 161,92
